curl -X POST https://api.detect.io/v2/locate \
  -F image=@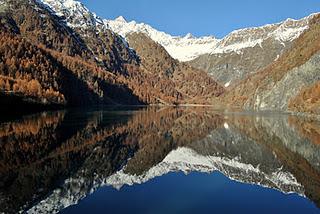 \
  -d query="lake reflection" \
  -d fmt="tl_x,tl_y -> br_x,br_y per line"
0,107 -> 320,213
